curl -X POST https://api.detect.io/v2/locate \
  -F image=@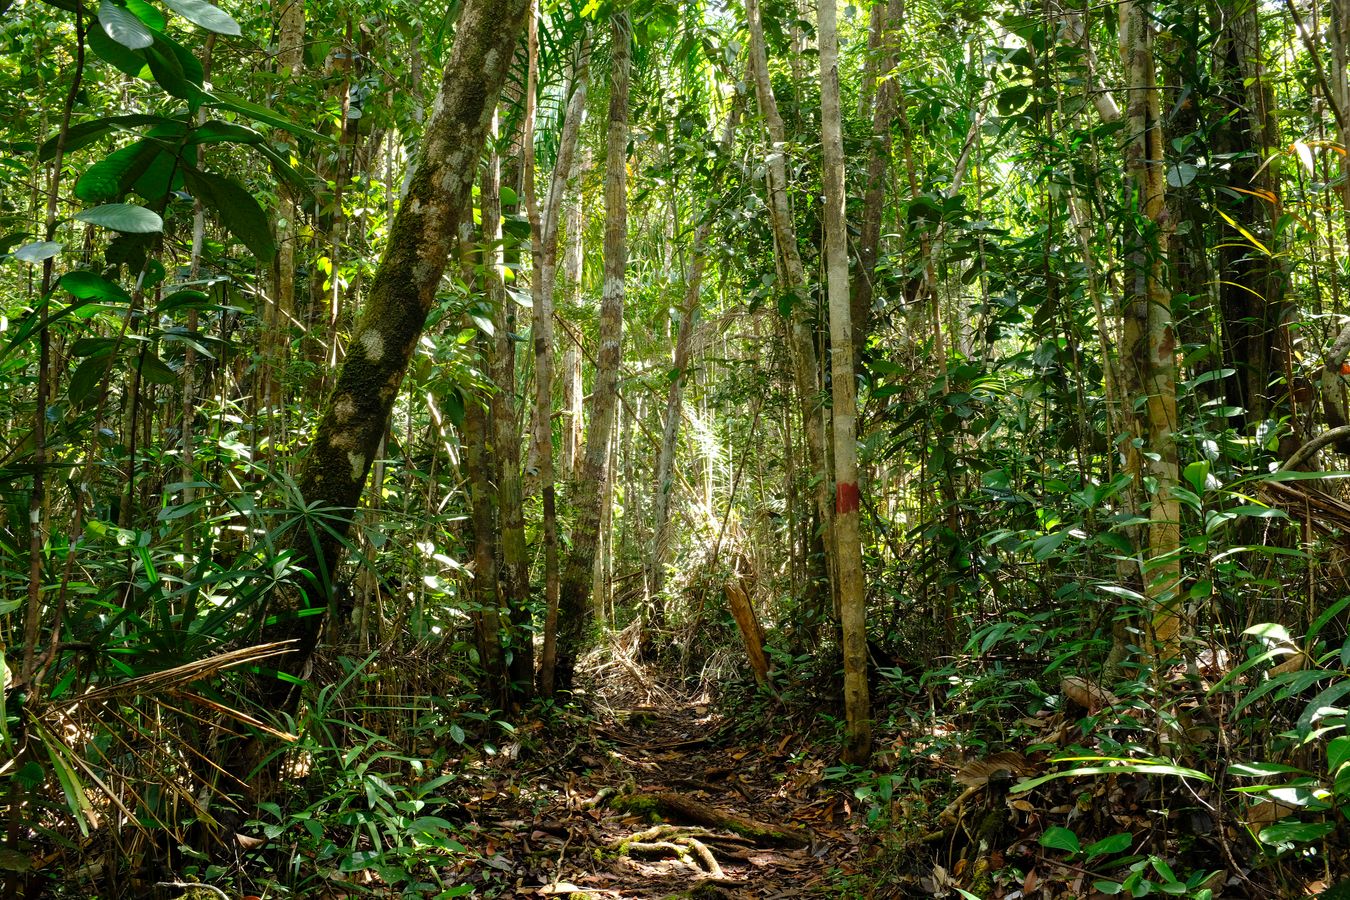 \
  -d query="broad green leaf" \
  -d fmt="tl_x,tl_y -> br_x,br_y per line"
98,0 -> 153,49
144,39 -> 206,102
1183,460 -> 1210,494
69,355 -> 116,405
12,241 -> 62,263
182,168 -> 276,262
1038,825 -> 1080,853
74,203 -> 162,233
40,114 -> 174,160
163,0 -> 241,35
124,0 -> 166,29
87,20 -> 149,77
135,351 -> 178,385
59,271 -> 132,303
74,138 -> 160,202
1258,821 -> 1334,844
205,93 -> 324,140
1084,832 -> 1134,859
